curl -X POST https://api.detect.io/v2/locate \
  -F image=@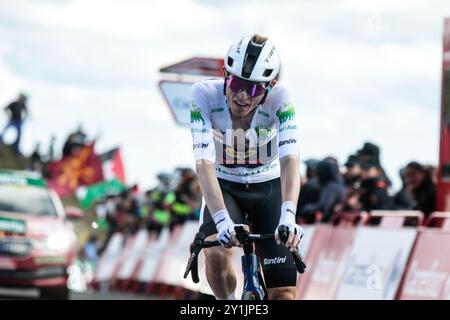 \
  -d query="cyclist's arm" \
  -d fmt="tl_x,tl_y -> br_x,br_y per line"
280,155 -> 300,204
276,89 -> 301,205
196,162 -> 226,214
189,82 -> 226,214
275,89 -> 303,249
